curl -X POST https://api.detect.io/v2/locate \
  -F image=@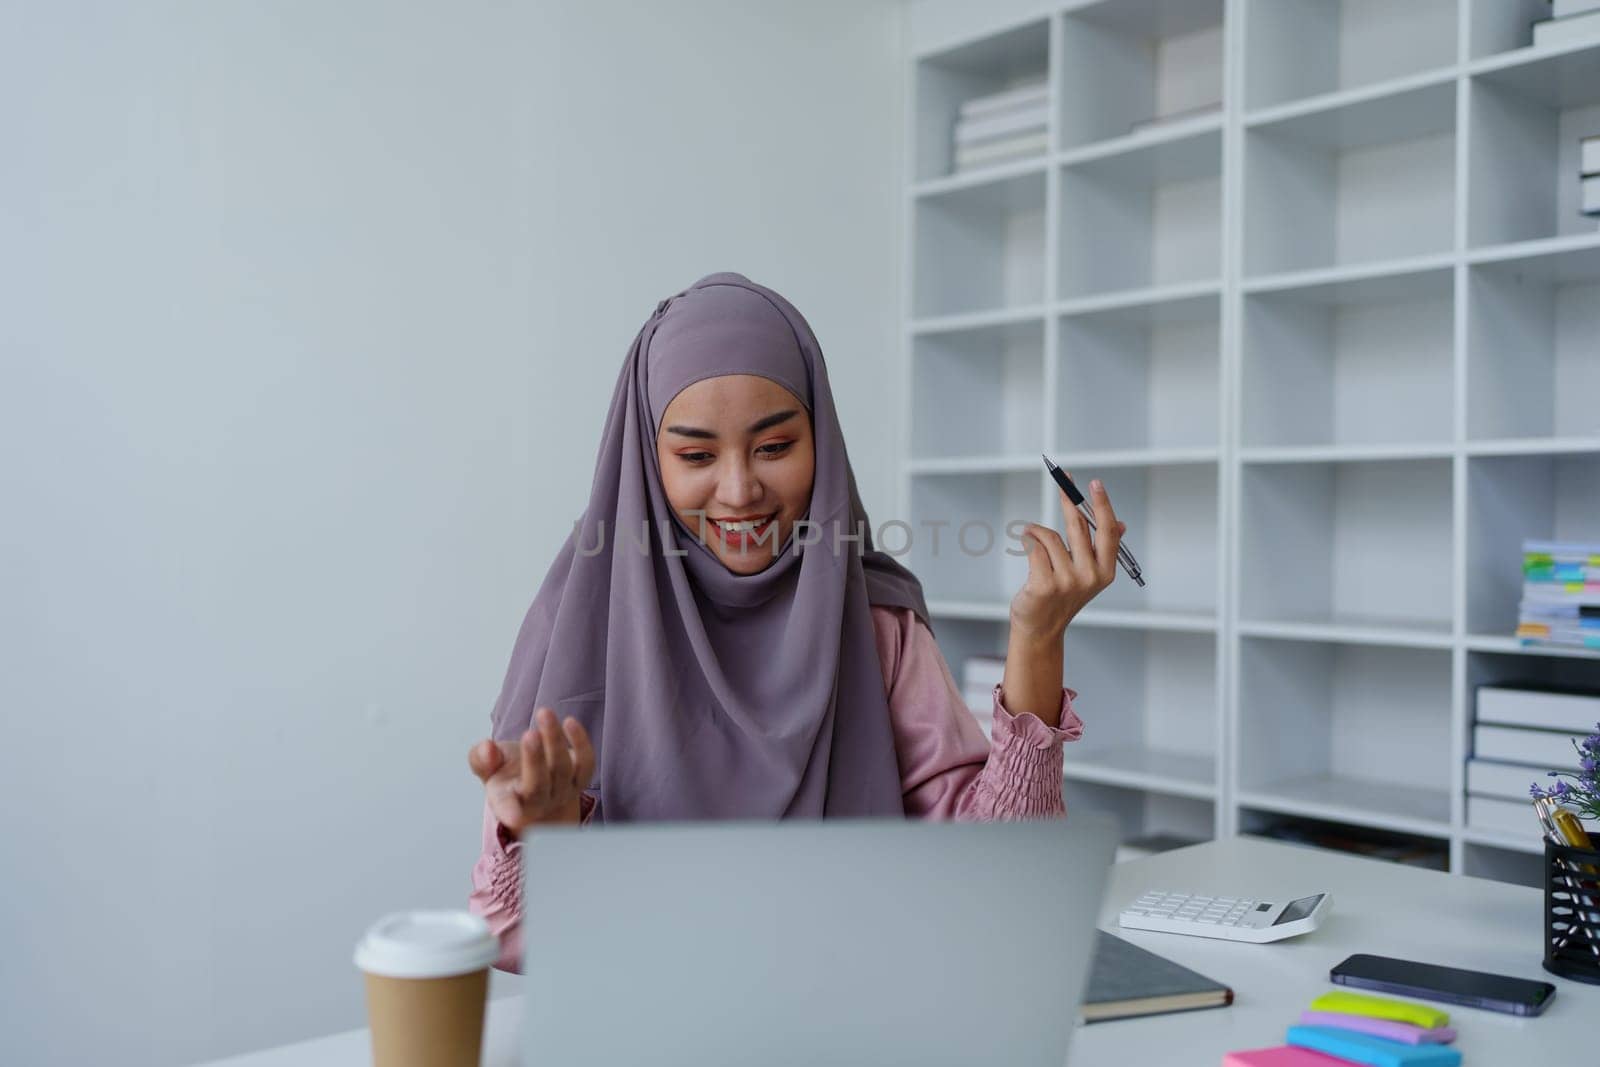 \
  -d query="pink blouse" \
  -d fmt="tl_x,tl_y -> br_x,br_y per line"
468,604 -> 1085,973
